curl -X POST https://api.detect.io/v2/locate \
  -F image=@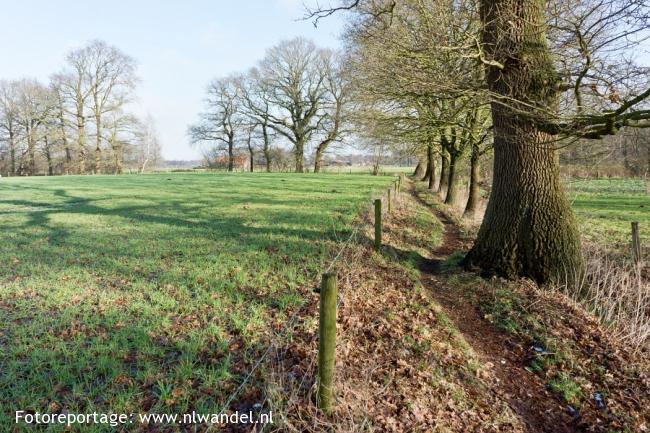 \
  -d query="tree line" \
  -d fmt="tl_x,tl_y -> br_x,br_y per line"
188,37 -> 349,173
309,0 -> 650,283
0,40 -> 161,177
